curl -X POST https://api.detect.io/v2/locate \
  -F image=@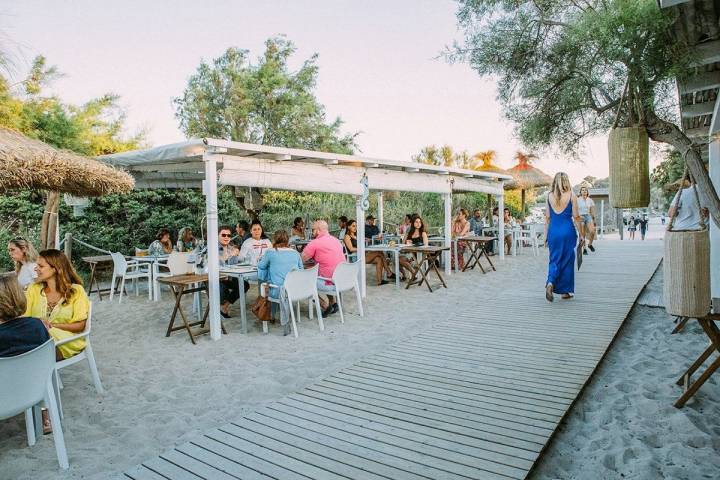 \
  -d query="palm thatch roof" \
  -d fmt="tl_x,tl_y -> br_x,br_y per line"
506,151 -> 552,189
0,127 -> 134,196
471,150 -> 518,190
